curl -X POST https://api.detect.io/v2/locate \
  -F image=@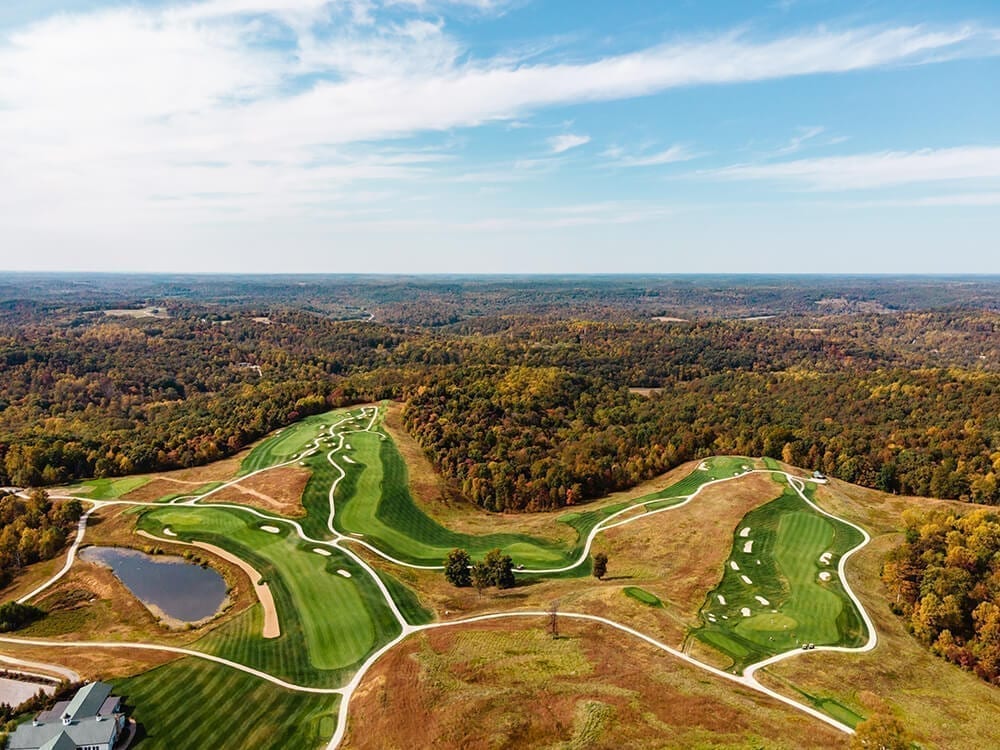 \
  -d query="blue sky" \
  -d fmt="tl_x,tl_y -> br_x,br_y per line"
1,0 -> 999,273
